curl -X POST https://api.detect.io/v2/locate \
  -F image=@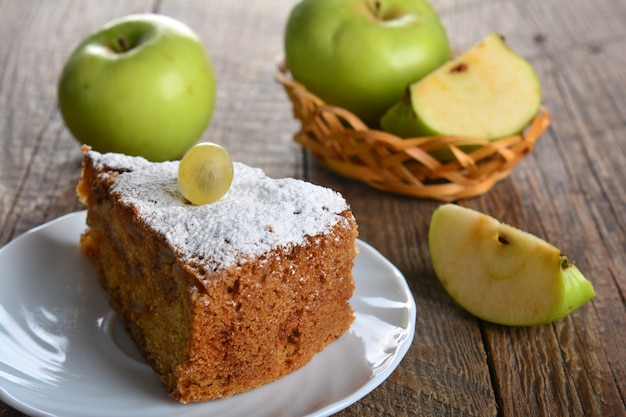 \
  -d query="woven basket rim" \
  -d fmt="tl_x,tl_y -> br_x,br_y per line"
275,62 -> 551,201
